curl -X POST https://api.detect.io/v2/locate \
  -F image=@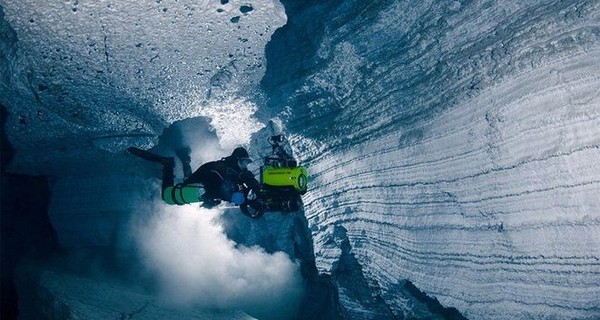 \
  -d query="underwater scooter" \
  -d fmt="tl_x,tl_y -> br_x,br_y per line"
239,135 -> 307,218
